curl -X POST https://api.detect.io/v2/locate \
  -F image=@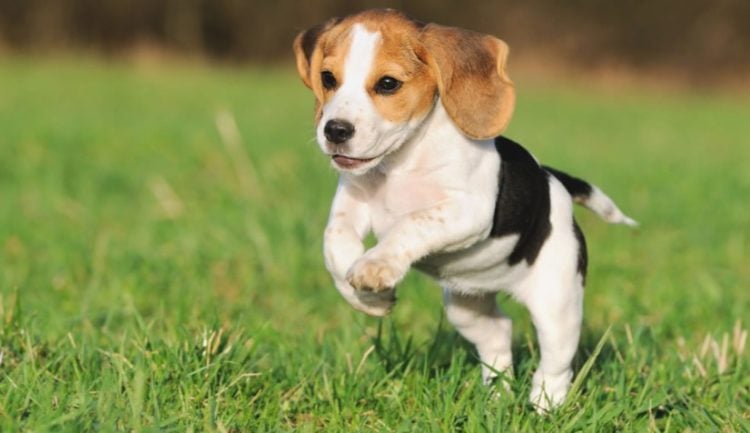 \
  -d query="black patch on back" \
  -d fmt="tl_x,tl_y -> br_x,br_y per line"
490,136 -> 552,265
573,219 -> 588,284
543,166 -> 593,200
